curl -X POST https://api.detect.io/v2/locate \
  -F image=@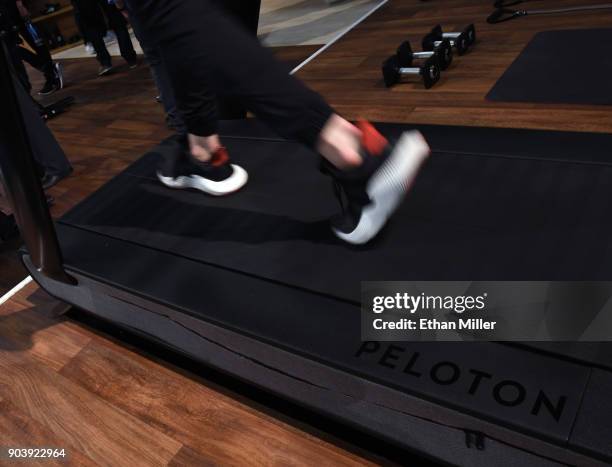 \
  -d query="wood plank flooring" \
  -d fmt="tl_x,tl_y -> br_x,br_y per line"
296,0 -> 612,132
0,283 -> 389,466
